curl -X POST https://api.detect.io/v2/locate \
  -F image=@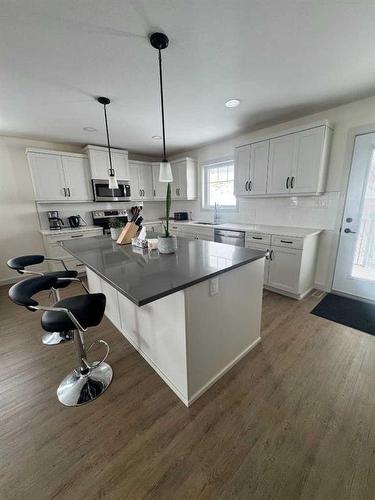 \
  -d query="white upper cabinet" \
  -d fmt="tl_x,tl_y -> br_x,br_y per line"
234,145 -> 250,197
129,161 -> 154,201
170,158 -> 197,200
60,156 -> 92,201
27,150 -> 93,202
152,162 -> 168,200
84,145 -> 129,180
267,134 -> 296,194
249,140 -> 269,195
235,121 -> 332,197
